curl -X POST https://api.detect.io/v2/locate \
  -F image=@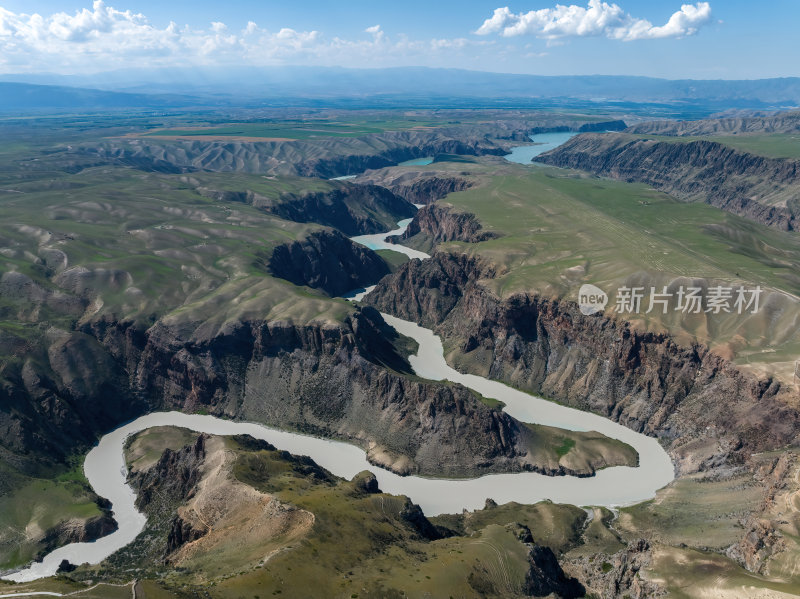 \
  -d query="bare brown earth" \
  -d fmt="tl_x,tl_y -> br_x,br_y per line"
163,436 -> 315,571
